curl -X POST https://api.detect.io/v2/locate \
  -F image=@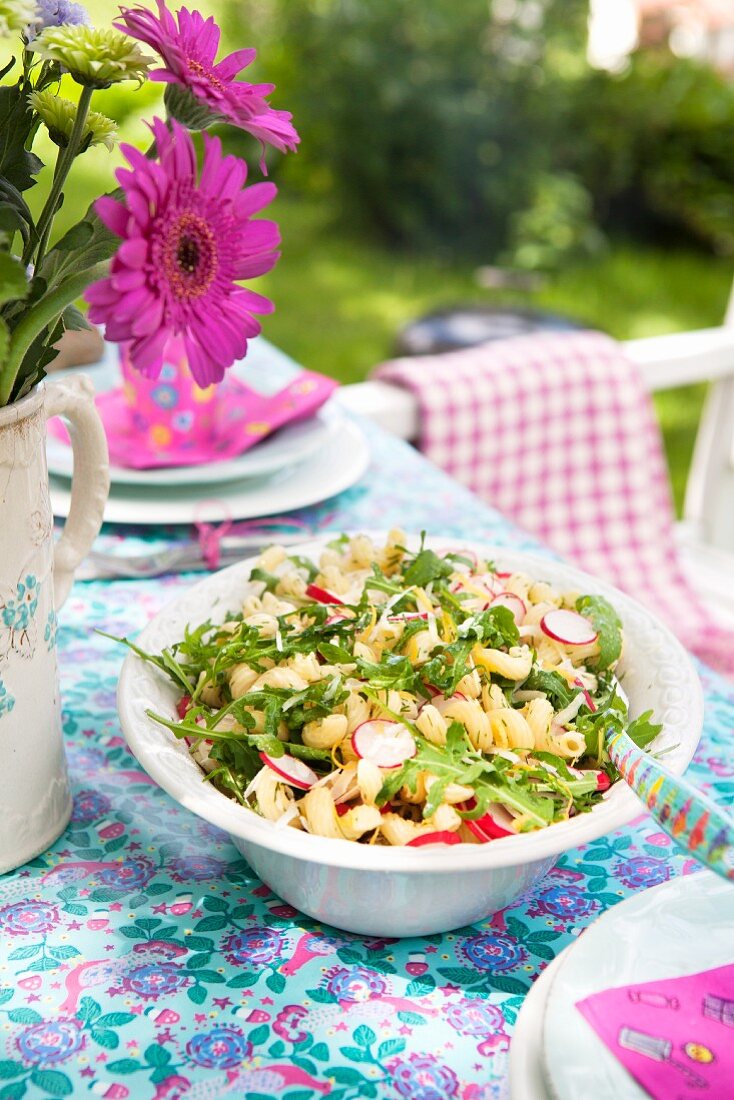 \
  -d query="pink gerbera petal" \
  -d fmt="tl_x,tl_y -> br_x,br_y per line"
86,117 -> 280,386
115,1 -> 299,162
